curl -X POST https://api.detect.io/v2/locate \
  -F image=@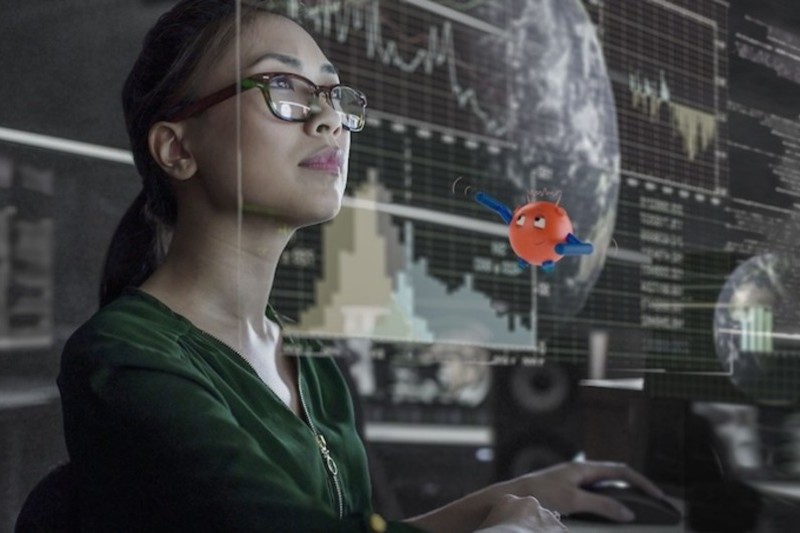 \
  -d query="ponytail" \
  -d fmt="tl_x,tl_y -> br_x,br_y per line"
99,190 -> 171,308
